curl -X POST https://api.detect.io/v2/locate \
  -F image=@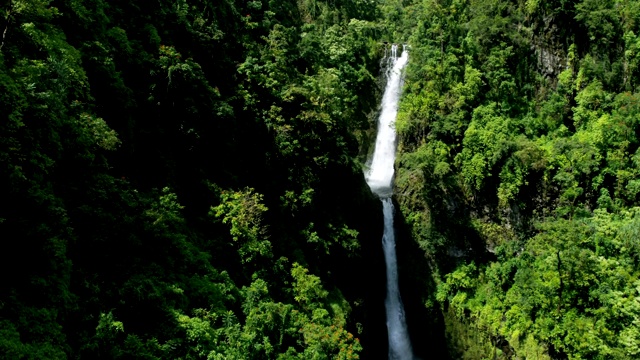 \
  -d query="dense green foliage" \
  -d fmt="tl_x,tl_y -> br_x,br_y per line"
7,0 -> 640,358
0,0 -> 388,358
394,0 -> 640,358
